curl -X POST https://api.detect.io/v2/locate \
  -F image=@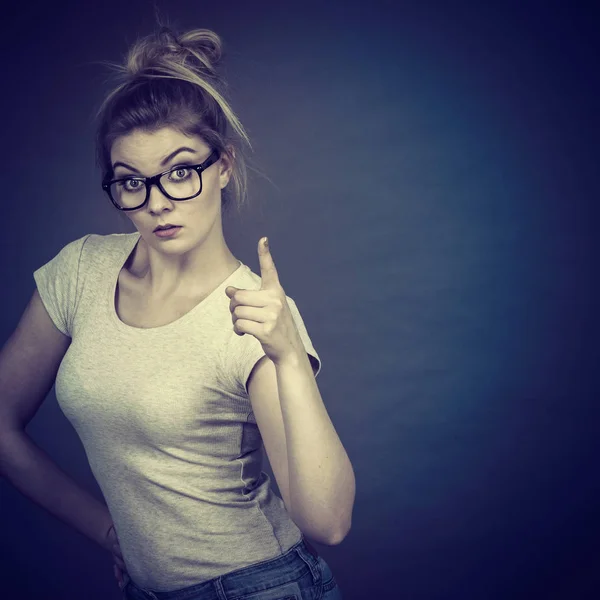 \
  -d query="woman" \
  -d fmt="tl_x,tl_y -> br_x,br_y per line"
3,24 -> 354,600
